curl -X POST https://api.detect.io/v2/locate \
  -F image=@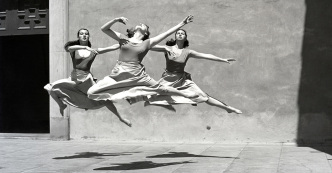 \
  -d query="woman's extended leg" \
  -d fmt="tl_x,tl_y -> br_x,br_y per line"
205,96 -> 242,114
158,86 -> 199,98
87,76 -> 117,95
104,101 -> 132,127
124,85 -> 198,98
